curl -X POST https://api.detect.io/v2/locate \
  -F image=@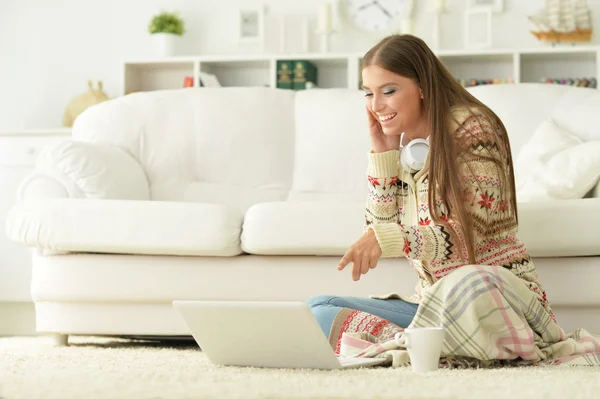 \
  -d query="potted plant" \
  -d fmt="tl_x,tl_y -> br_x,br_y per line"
148,11 -> 185,57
